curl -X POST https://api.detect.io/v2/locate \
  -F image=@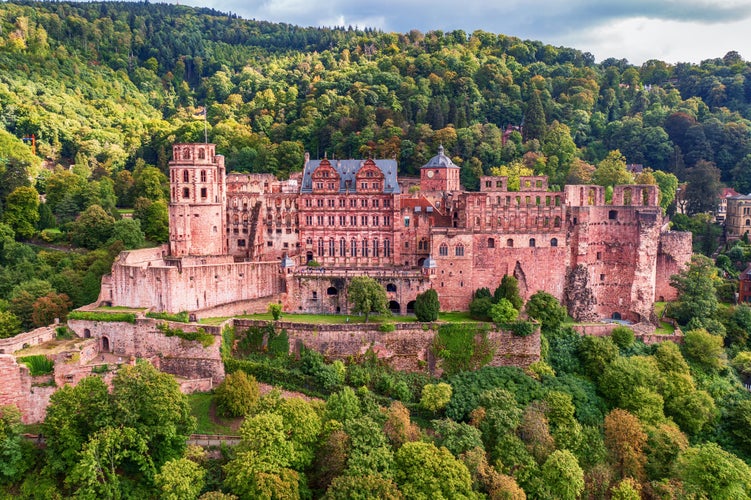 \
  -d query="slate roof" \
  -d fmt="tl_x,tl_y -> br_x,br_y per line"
300,158 -> 400,194
421,145 -> 459,169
